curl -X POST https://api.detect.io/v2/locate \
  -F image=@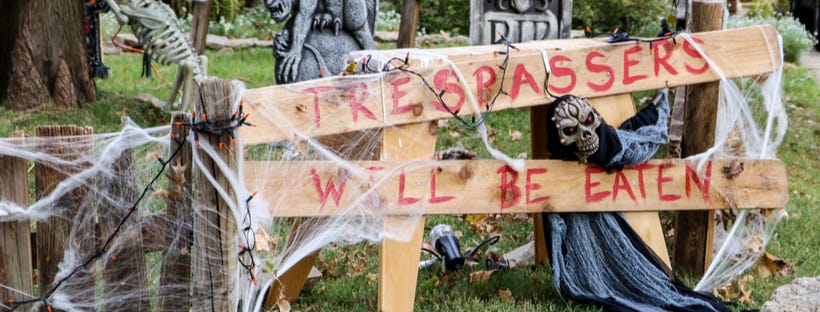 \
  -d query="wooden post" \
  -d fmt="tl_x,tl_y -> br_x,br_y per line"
397,0 -> 420,48
0,131 -> 33,304
192,78 -> 240,311
99,119 -> 148,311
158,112 -> 194,311
378,121 -> 437,312
189,0 -> 211,55
530,105 -> 550,265
673,0 -> 724,276
35,125 -> 94,312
